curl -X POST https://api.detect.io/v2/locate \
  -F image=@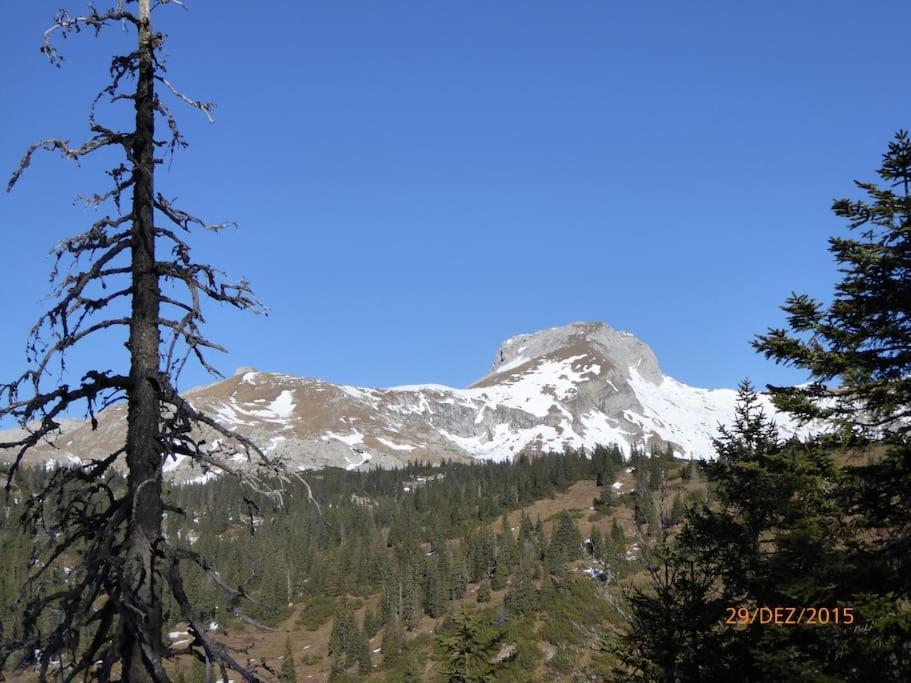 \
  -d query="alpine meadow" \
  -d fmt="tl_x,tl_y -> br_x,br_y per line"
1,2 -> 909,682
